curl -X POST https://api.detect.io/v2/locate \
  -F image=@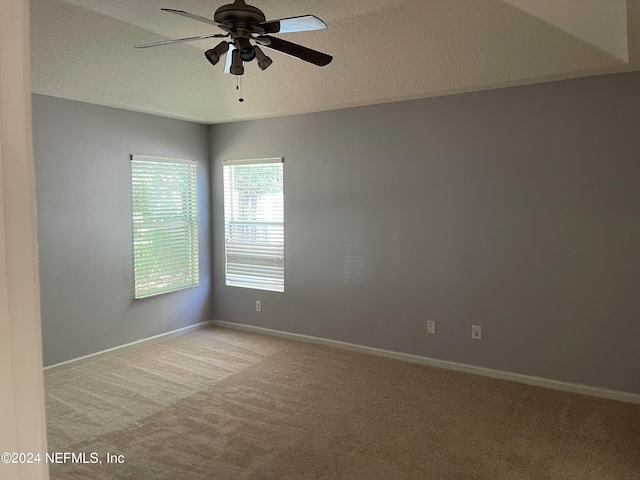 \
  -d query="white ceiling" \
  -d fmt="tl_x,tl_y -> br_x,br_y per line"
30,0 -> 640,124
